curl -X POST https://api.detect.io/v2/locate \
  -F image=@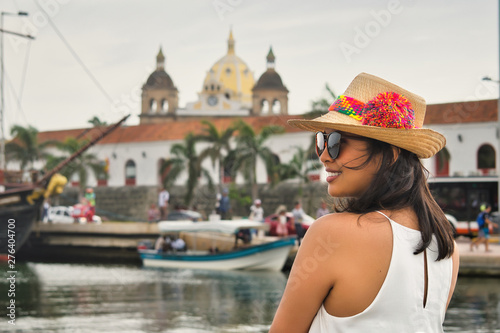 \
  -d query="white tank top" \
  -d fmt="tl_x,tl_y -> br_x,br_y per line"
308,211 -> 453,333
